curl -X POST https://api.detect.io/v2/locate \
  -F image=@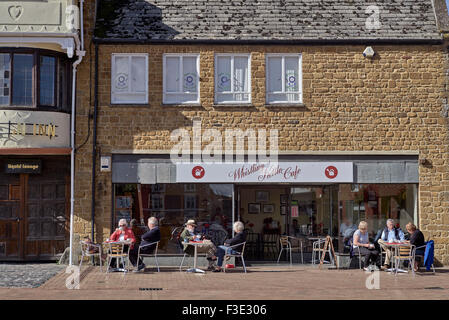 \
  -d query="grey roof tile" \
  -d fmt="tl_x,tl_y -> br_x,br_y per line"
94,0 -> 442,41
